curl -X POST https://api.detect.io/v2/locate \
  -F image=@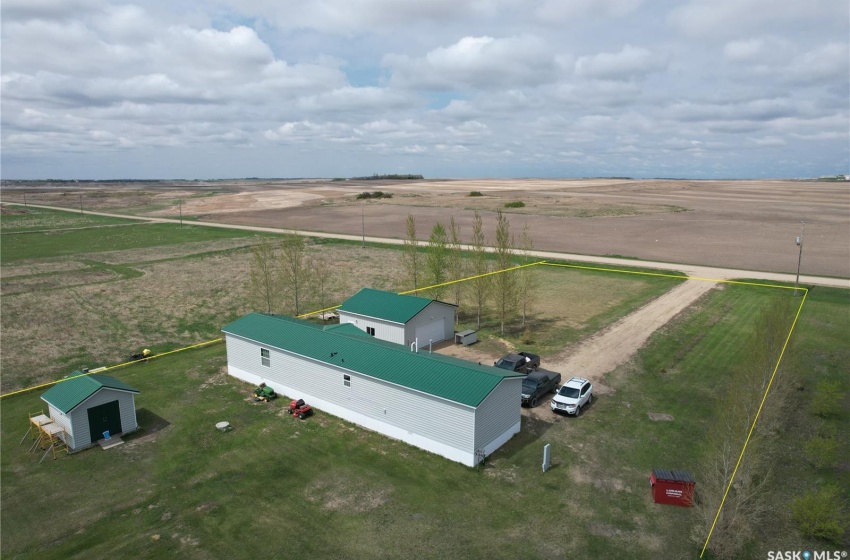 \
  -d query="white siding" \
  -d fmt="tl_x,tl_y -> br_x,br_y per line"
46,404 -> 75,451
474,378 -> 522,459
225,334 -> 478,464
337,312 -> 405,345
404,301 -> 455,346
65,389 -> 138,451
